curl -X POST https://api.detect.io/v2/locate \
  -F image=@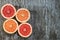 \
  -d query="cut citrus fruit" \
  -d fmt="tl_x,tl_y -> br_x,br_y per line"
1,4 -> 16,19
16,8 -> 30,23
3,19 -> 18,34
18,23 -> 32,38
